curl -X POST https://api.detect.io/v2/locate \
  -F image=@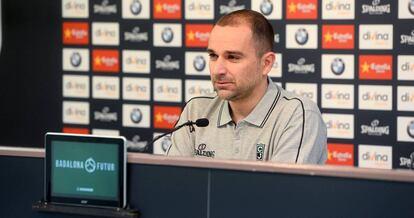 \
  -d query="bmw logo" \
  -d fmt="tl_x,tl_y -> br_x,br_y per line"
295,28 -> 309,45
330,58 -> 345,75
162,27 -> 174,43
260,0 -> 273,15
130,108 -> 143,124
193,55 -> 206,72
407,120 -> 414,138
130,0 -> 142,15
409,0 -> 414,14
70,52 -> 82,67
161,136 -> 172,152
